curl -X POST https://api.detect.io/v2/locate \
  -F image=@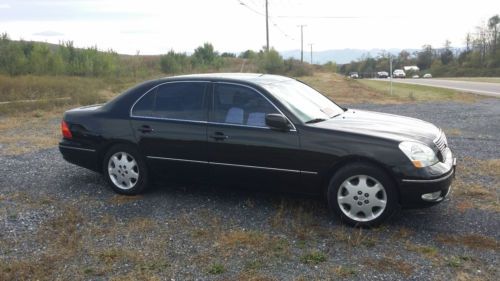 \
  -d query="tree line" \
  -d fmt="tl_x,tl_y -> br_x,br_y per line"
340,14 -> 500,77
0,33 -> 119,76
0,34 -> 324,78
159,43 -> 318,76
